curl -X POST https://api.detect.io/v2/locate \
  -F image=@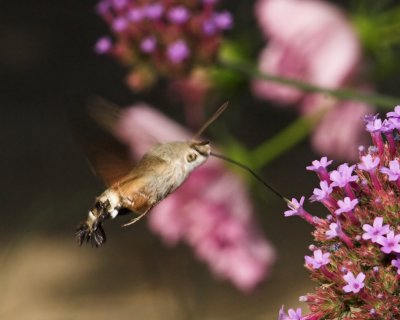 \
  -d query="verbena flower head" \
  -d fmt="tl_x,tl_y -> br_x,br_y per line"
94,0 -> 233,90
281,105 -> 400,319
